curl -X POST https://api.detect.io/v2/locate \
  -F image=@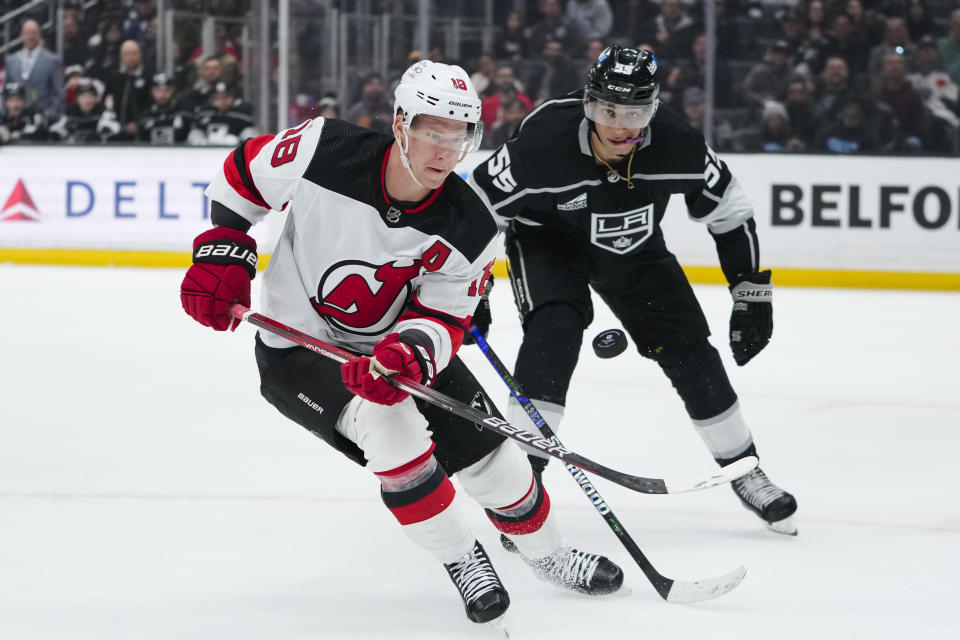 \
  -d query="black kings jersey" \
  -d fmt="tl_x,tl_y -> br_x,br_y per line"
205,118 -> 499,371
469,91 -> 759,282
